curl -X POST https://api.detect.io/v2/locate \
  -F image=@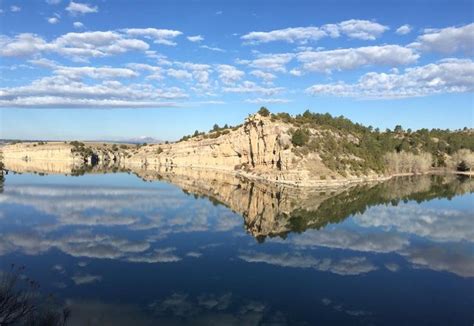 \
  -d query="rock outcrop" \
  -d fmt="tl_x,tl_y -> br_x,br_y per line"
121,113 -> 384,186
